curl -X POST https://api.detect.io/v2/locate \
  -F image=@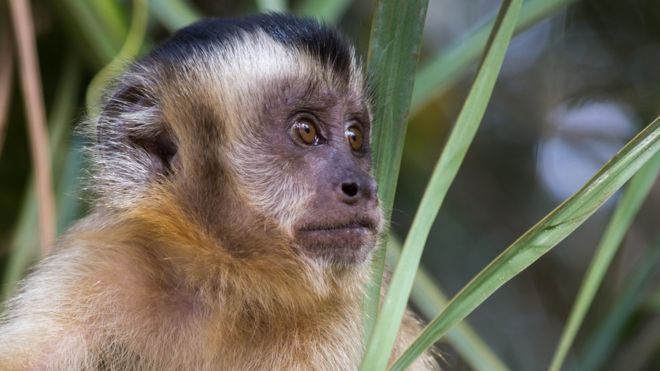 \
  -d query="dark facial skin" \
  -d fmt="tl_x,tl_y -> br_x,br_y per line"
259,79 -> 381,265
